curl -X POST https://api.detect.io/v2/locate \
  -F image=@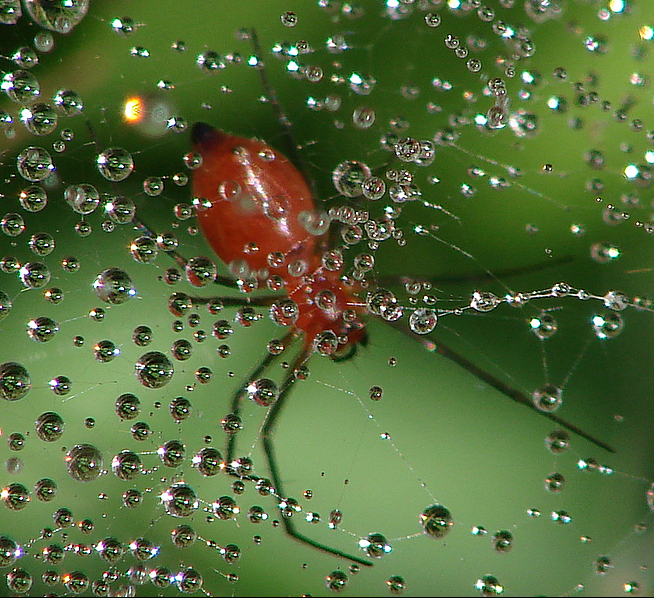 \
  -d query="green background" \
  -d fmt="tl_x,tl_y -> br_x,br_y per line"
0,0 -> 653,596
